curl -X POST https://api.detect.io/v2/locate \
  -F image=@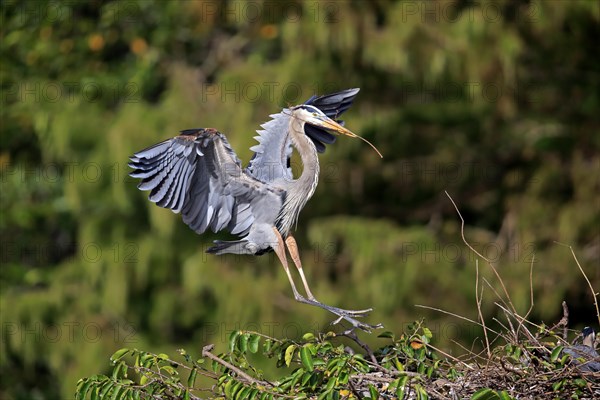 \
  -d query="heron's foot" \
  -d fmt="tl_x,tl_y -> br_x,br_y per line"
299,299 -> 383,333
322,304 -> 373,317
306,299 -> 373,316
330,313 -> 384,334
